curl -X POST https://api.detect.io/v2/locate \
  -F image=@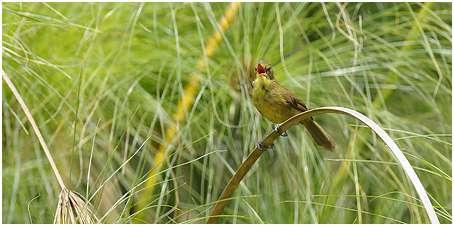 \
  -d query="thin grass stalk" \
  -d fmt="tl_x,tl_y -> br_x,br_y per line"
207,106 -> 439,224
2,71 -> 66,190
373,2 -> 433,108
322,2 -> 435,220
135,2 -> 241,221
3,71 -> 98,224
